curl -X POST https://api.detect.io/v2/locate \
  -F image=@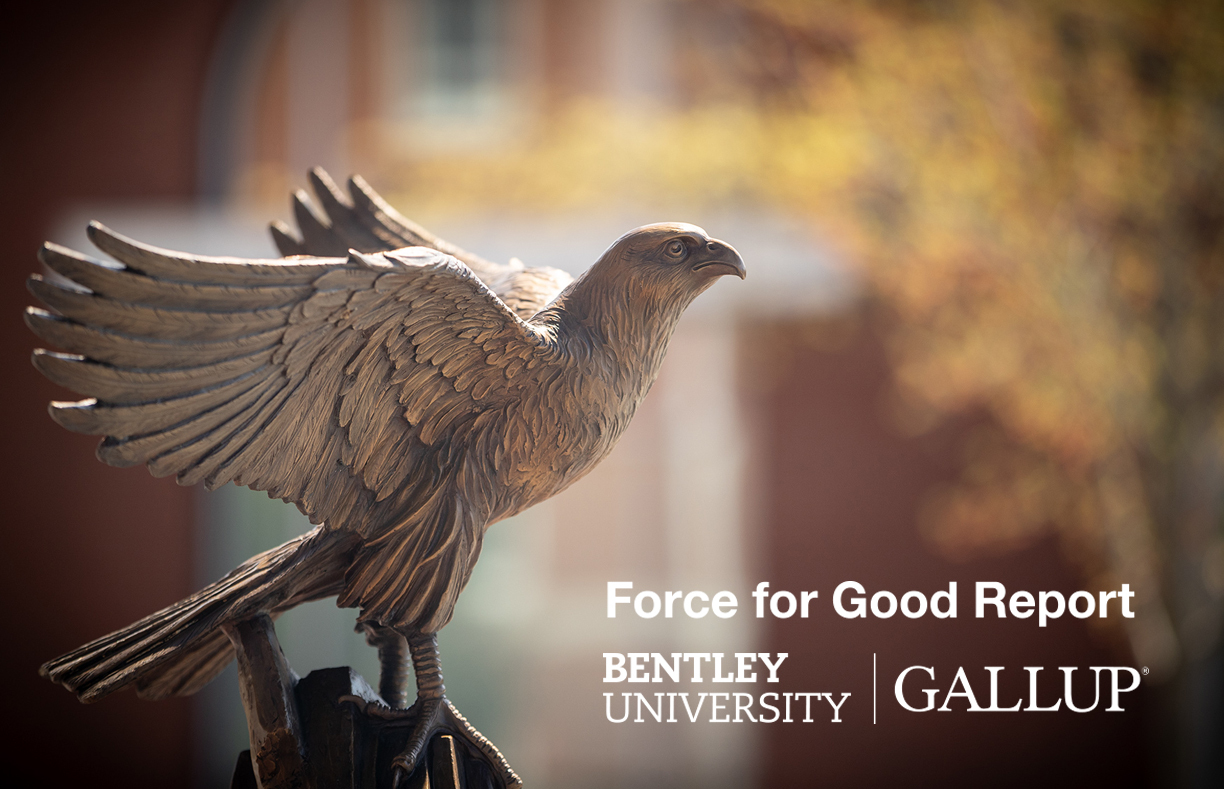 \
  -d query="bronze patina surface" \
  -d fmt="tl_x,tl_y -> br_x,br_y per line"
29,170 -> 744,787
